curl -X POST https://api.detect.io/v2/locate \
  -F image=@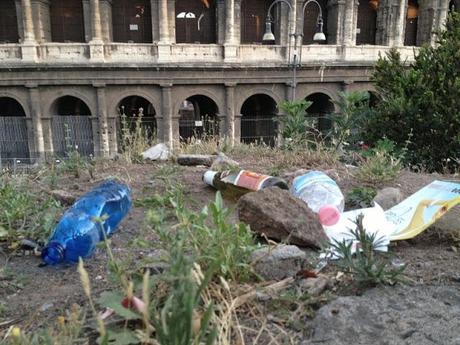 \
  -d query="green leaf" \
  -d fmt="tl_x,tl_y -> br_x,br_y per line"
0,226 -> 8,238
97,291 -> 141,320
97,329 -> 139,345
